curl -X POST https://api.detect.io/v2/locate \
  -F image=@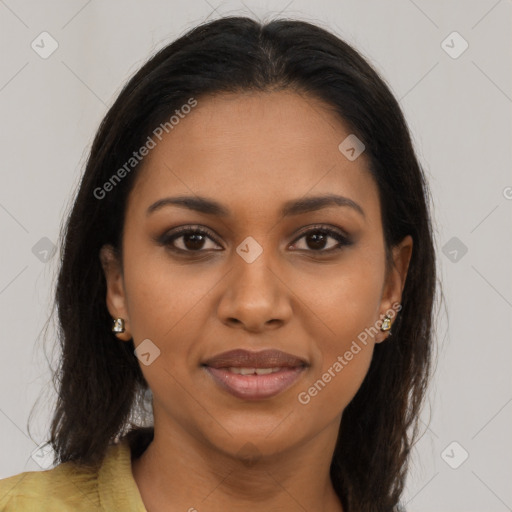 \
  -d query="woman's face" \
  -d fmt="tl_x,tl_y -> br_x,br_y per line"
102,90 -> 412,460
